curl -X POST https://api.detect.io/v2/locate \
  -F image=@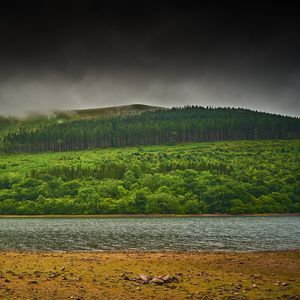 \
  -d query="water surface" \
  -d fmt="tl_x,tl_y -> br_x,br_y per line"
0,216 -> 299,252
